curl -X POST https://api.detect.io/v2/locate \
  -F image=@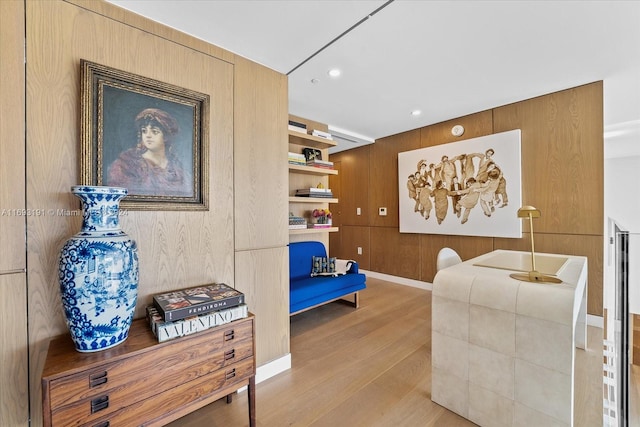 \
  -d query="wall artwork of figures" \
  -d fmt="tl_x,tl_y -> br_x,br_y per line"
398,129 -> 522,238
